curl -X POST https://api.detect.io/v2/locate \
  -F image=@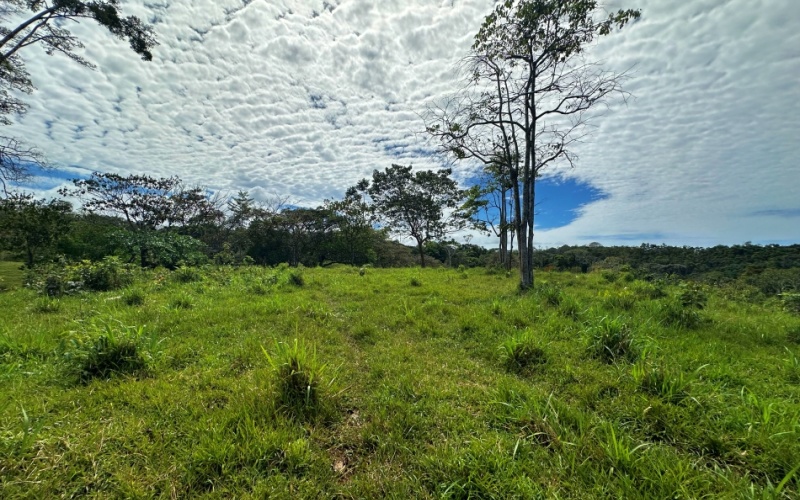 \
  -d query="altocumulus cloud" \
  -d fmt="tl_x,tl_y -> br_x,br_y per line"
7,0 -> 800,247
